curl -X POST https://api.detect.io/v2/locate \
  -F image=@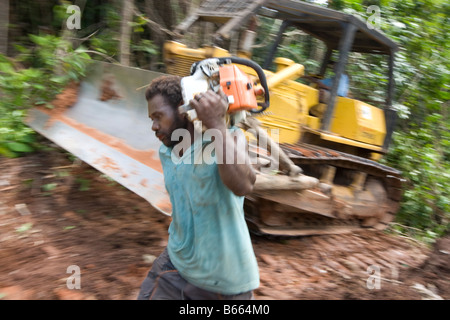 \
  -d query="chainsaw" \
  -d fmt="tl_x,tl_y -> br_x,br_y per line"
179,57 -> 270,127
